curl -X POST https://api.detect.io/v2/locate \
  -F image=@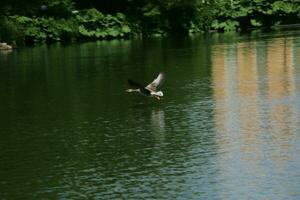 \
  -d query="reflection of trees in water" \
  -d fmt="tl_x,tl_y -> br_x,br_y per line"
211,35 -> 300,198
